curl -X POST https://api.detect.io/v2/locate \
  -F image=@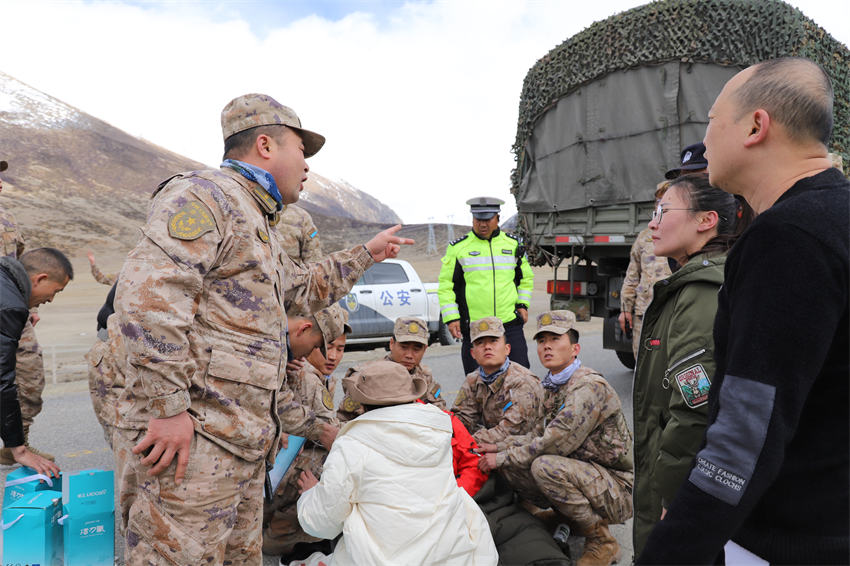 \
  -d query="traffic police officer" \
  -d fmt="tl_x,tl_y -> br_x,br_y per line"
438,197 -> 534,373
